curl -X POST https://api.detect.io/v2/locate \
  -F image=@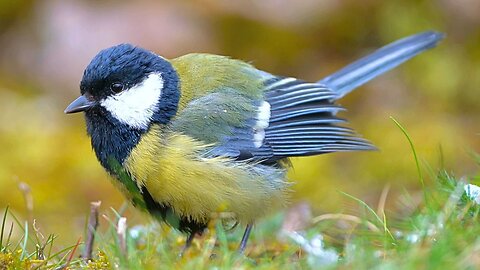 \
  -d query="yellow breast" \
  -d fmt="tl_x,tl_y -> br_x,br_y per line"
124,125 -> 289,224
